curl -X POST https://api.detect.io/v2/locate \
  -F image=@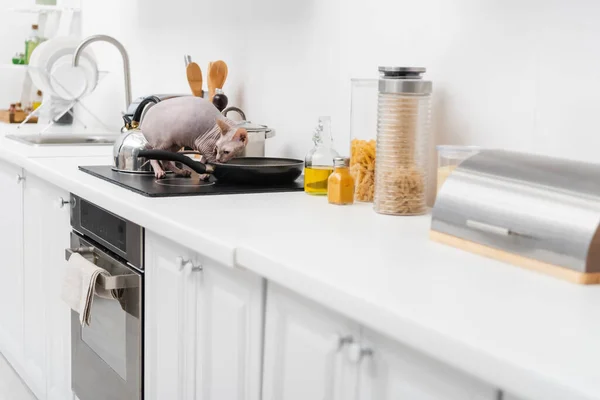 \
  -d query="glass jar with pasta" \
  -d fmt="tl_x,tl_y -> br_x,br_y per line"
374,66 -> 432,216
350,79 -> 378,202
